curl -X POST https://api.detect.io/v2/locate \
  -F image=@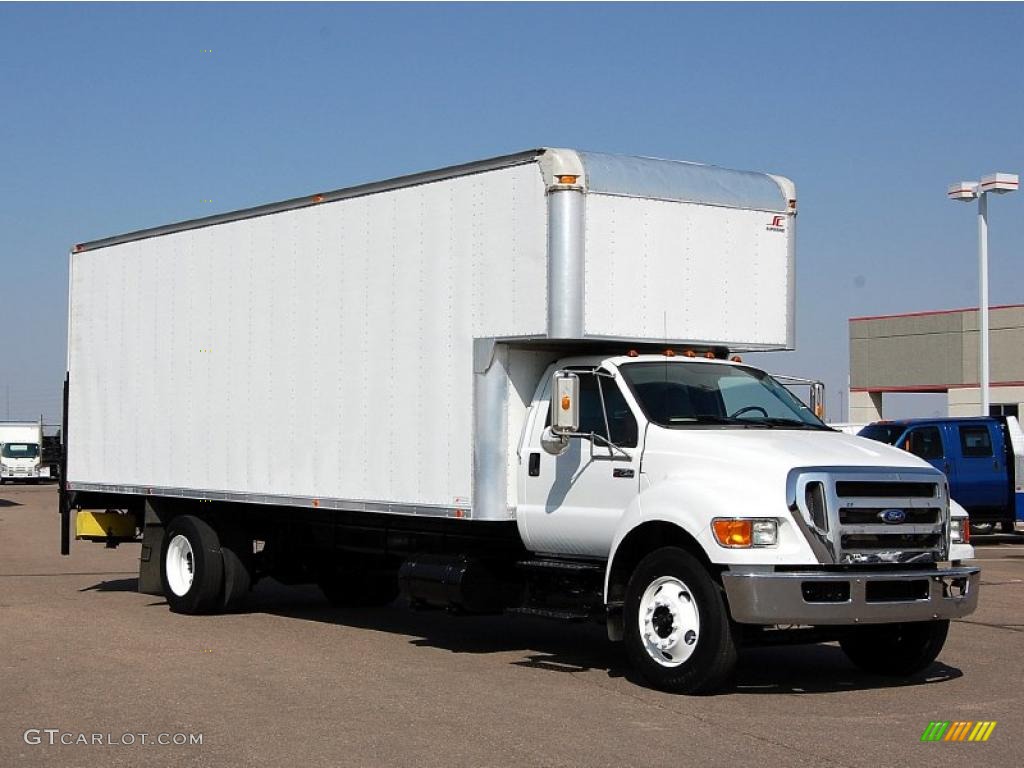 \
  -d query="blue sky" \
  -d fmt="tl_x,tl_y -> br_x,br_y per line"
1,2 -> 1022,424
